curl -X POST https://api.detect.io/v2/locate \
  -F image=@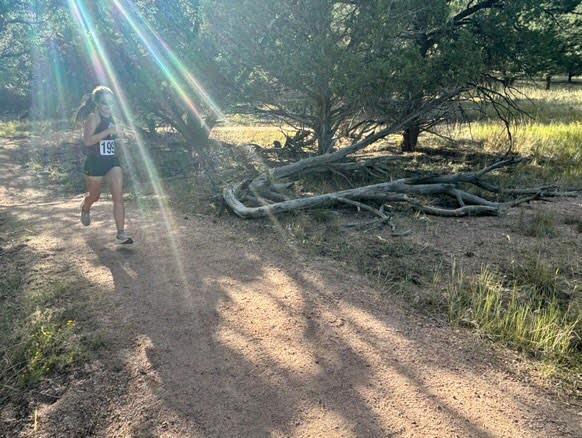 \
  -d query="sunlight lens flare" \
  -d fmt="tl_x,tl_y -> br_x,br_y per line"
48,42 -> 67,120
66,0 -> 108,84
67,0 -> 189,288
111,0 -> 223,124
